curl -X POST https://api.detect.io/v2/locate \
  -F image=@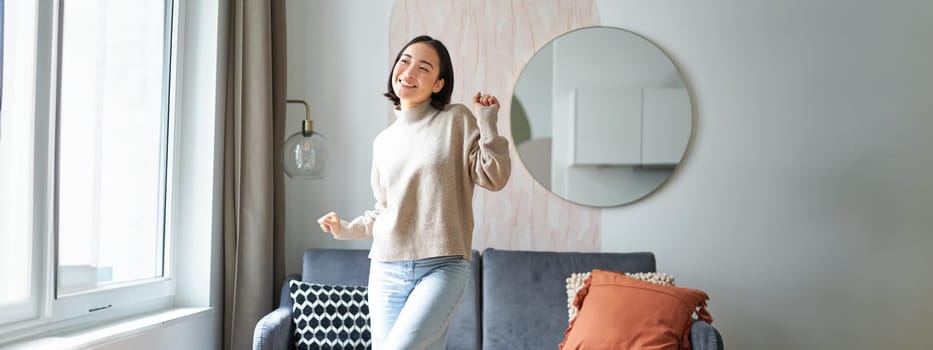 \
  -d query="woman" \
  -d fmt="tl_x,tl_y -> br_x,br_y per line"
317,35 -> 511,350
